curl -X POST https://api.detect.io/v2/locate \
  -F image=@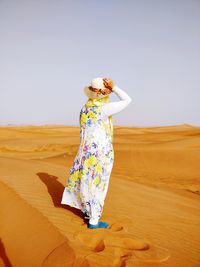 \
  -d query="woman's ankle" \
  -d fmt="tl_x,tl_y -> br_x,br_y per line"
89,218 -> 99,225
